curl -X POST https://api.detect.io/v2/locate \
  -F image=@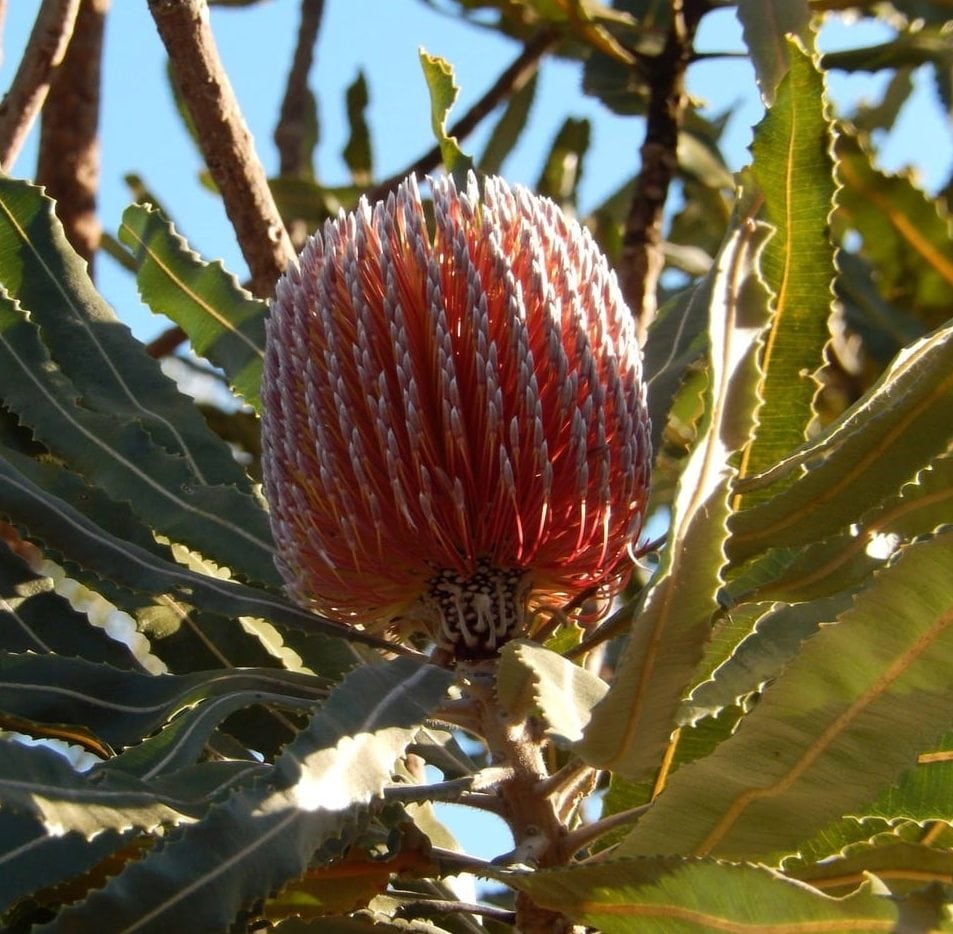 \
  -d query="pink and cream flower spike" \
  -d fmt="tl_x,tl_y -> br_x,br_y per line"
261,173 -> 651,661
